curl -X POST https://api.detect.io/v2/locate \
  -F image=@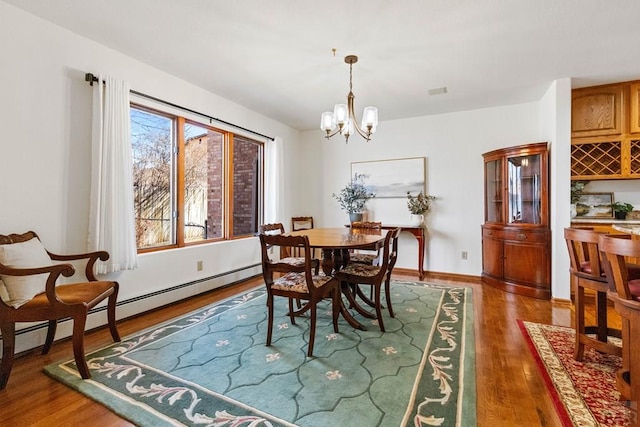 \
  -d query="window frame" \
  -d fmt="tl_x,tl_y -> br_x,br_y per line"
131,103 -> 265,253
